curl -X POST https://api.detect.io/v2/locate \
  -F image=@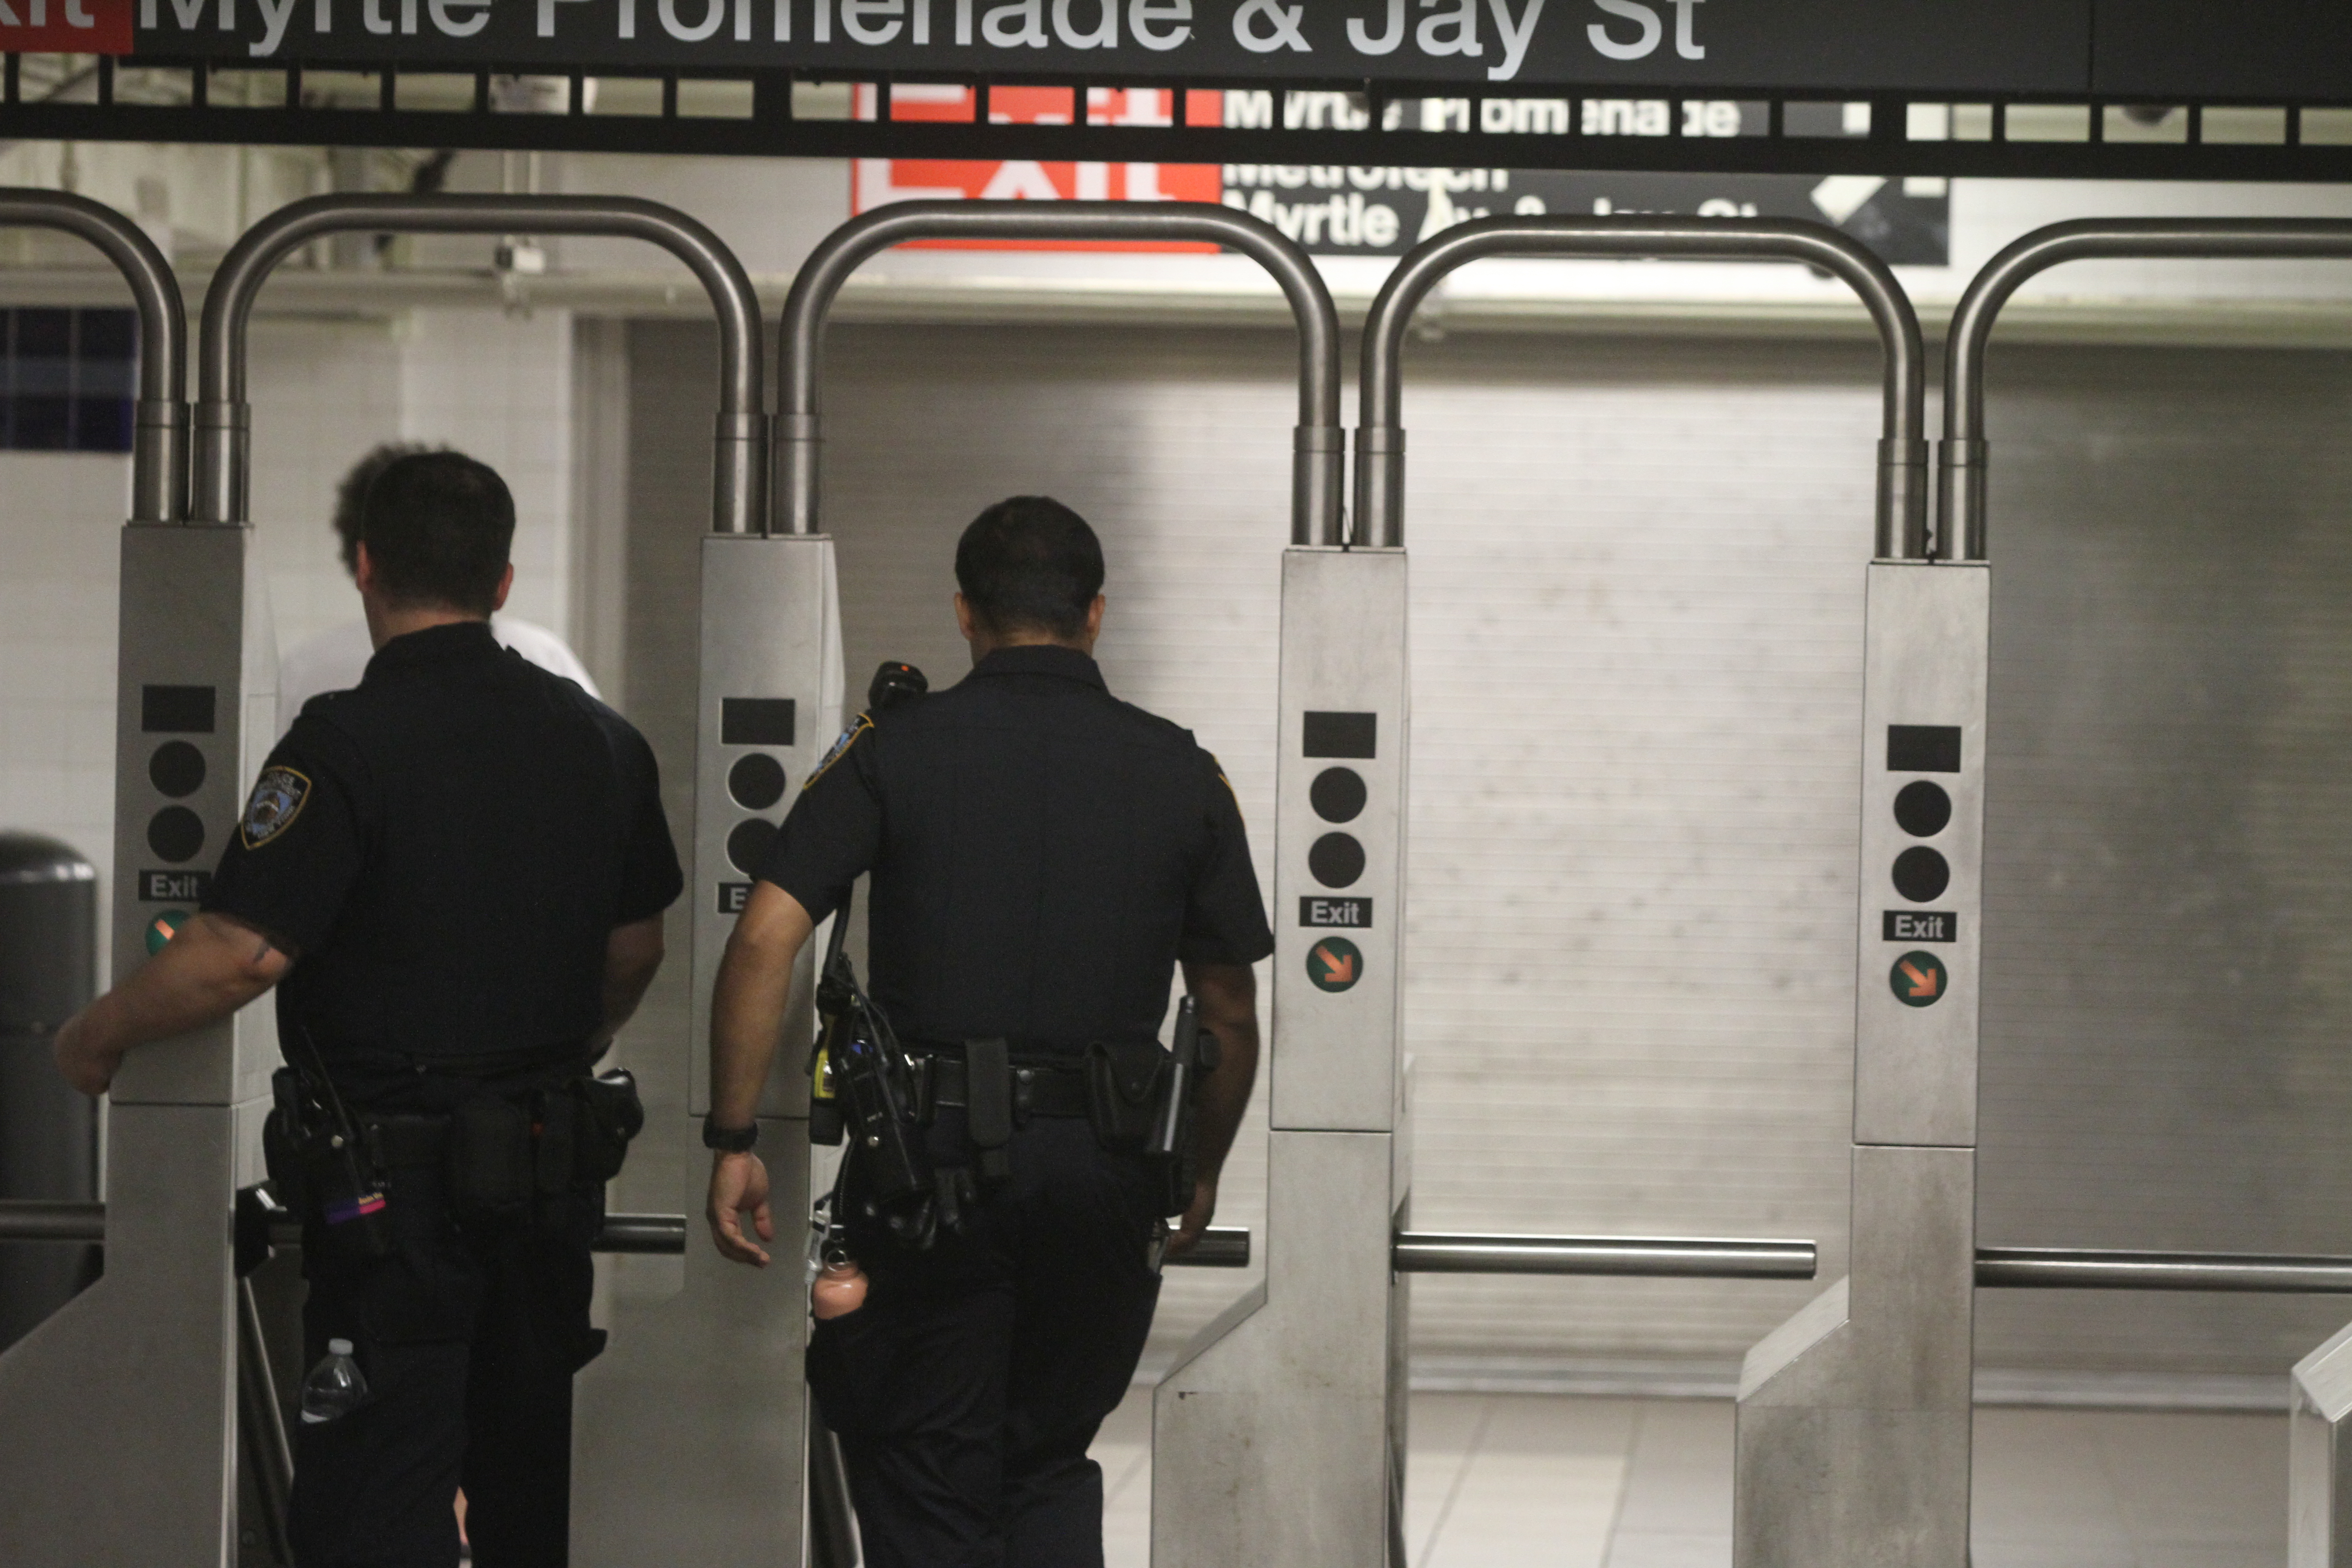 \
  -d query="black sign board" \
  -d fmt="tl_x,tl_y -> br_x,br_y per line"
716,880 -> 753,913
139,868 -> 212,902
1301,895 -> 1373,927
1882,909 -> 1956,943
127,0 -> 2095,86
1224,162 -> 1944,263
